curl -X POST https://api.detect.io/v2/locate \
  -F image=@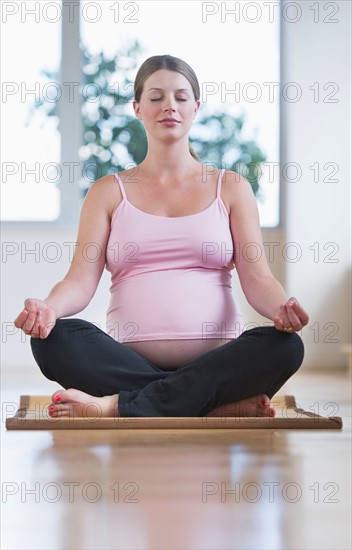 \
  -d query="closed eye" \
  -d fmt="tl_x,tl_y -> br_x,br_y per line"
150,98 -> 187,102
